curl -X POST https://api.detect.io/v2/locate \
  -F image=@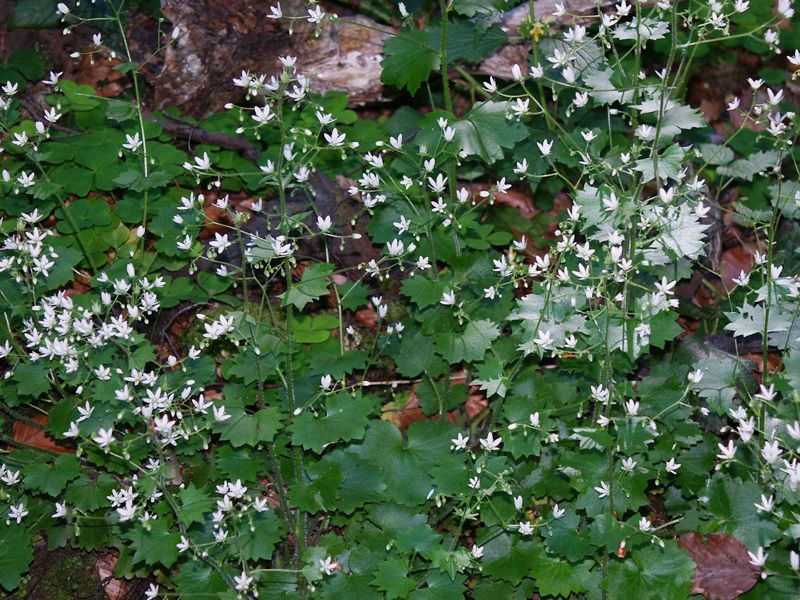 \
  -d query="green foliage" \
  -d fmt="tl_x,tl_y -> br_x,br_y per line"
1,1 -> 800,599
